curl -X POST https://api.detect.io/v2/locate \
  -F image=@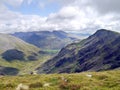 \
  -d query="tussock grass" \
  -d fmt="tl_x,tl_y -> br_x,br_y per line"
0,70 -> 120,90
